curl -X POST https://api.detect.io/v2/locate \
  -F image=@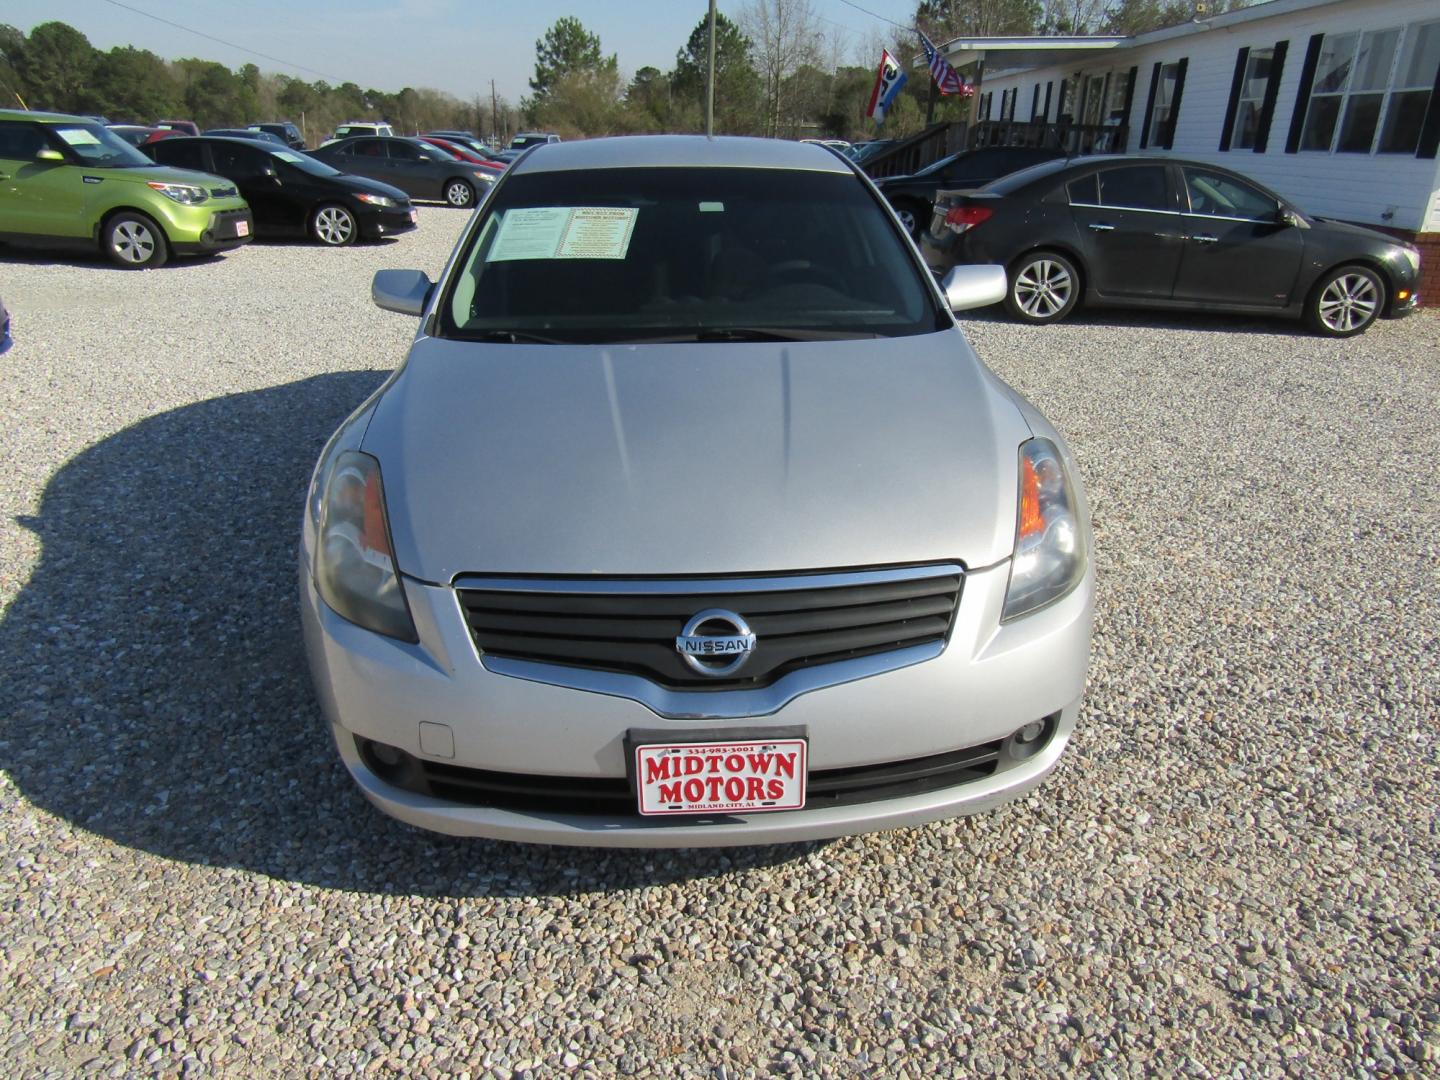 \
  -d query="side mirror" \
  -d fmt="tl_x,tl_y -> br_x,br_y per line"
35,148 -> 64,163
259,162 -> 278,178
1276,208 -> 1301,228
941,264 -> 1007,312
373,269 -> 434,317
